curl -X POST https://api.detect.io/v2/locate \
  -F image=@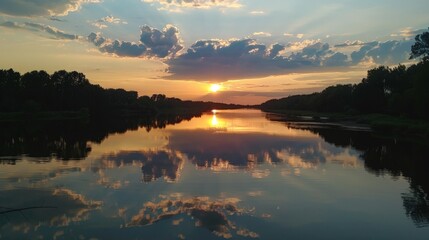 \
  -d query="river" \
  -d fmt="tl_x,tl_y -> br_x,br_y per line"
0,109 -> 428,239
